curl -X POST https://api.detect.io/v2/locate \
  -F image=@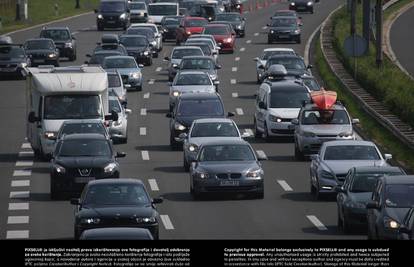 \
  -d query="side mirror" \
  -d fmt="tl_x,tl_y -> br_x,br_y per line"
70,198 -> 79,205
126,9 -> 130,13
84,61 -> 89,64
352,118 -> 360,124
86,54 -> 92,58
138,64 -> 144,68
335,186 -> 346,193
299,16 -> 302,19
164,56 -> 170,61
299,23 -> 303,27
253,57 -> 260,62
28,111 -> 39,123
310,154 -> 318,161
257,154 -> 267,161
242,18 -> 246,21
71,35 -> 76,40
366,201 -> 380,210
125,109 -> 132,114
149,43 -> 154,47
258,101 -> 266,110
215,64 -> 222,69
116,152 -> 127,158
124,84 -> 131,89
168,82 -> 172,86
178,133 -> 188,140
384,154 -> 393,161
105,110 -> 119,122
166,112 -> 172,118
258,65 -> 264,69
227,112 -> 235,117
152,197 -> 164,204
307,64 -> 313,69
